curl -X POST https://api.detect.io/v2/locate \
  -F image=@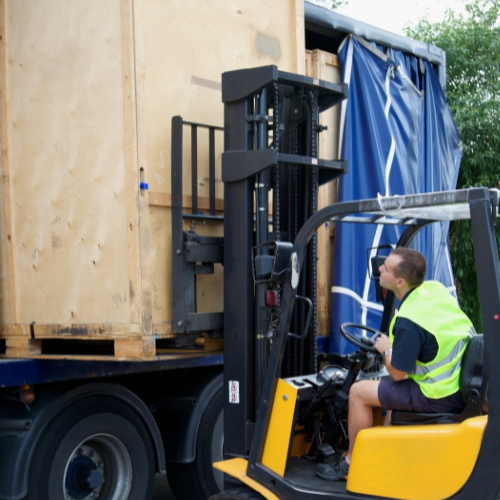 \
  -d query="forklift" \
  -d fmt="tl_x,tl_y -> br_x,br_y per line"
215,66 -> 495,500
